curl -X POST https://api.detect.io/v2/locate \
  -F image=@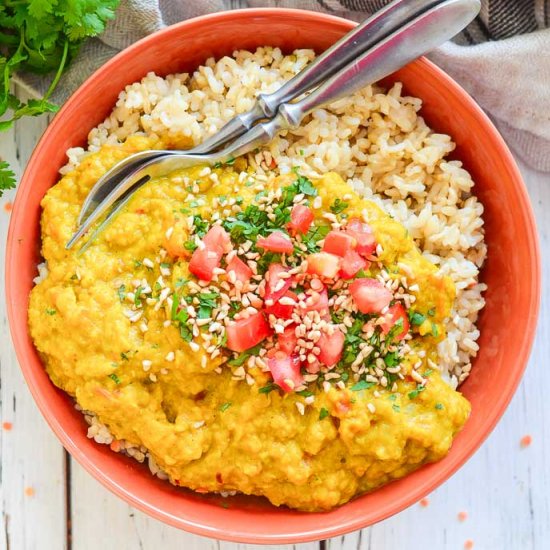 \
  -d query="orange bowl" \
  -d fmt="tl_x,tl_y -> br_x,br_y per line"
5,8 -> 541,544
